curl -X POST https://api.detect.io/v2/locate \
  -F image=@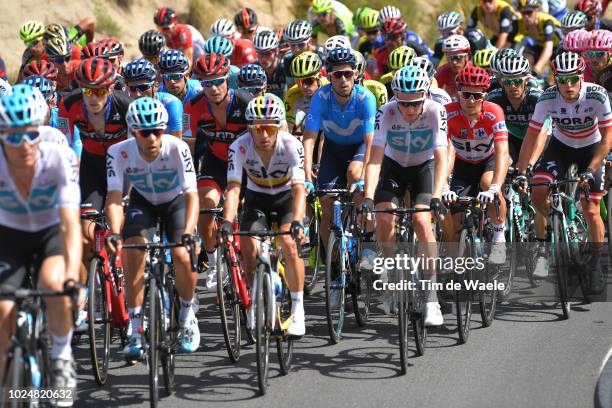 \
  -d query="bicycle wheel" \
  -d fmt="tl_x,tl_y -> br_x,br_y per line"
499,208 -> 518,300
479,263 -> 497,327
87,257 -> 111,386
305,203 -> 322,294
456,229 -> 473,344
217,247 -> 241,362
397,266 -> 409,375
161,267 -> 178,397
352,265 -> 372,327
276,282 -> 294,375
608,187 -> 612,262
410,269 -> 426,357
147,275 -> 161,407
325,230 -> 346,344
4,345 -> 23,408
553,214 -> 571,319
255,266 -> 271,396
